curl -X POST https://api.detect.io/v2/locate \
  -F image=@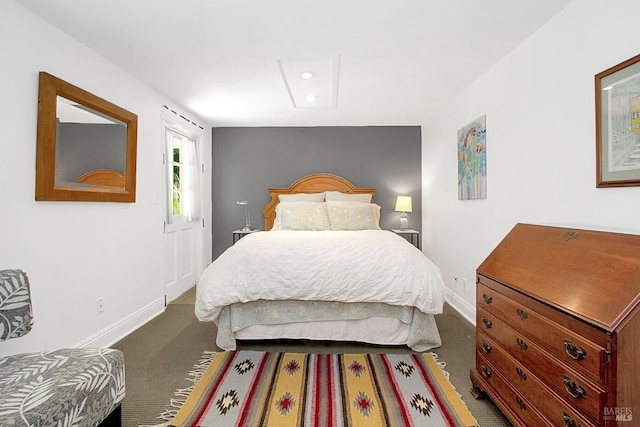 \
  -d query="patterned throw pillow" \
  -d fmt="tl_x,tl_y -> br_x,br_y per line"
0,269 -> 33,341
326,201 -> 382,230
276,202 -> 331,231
